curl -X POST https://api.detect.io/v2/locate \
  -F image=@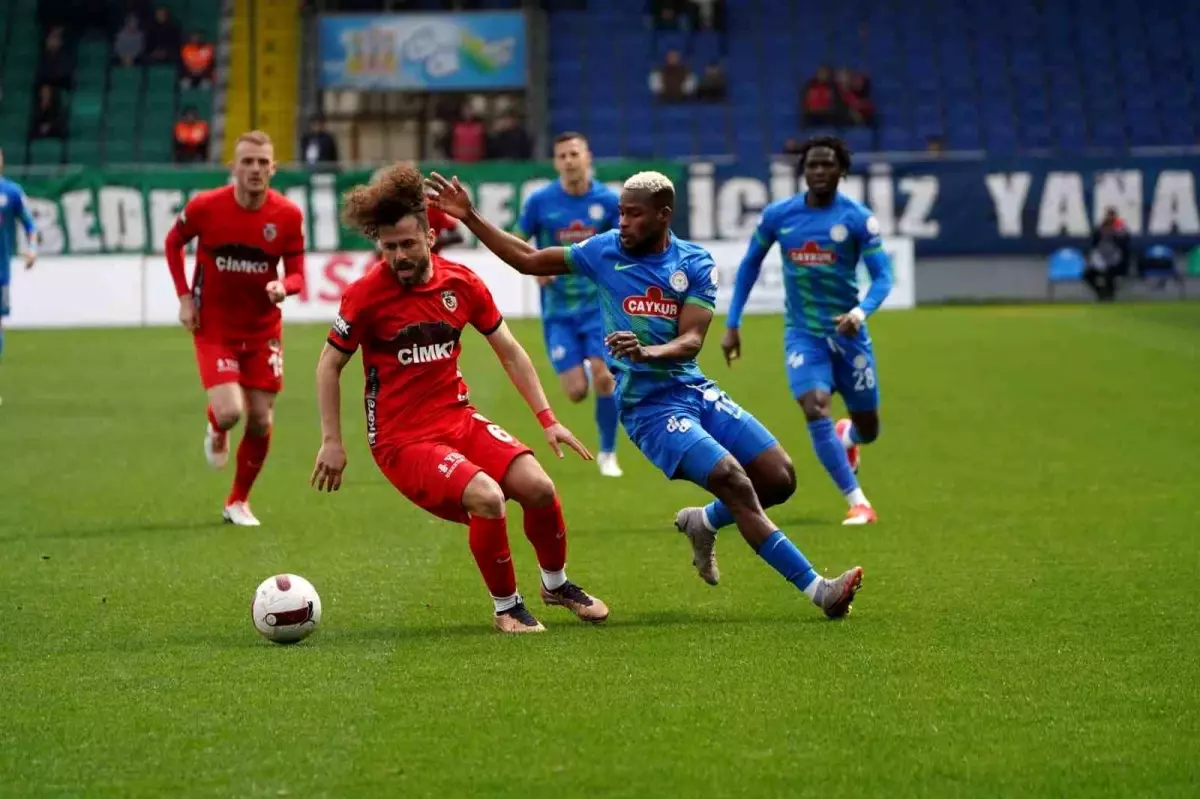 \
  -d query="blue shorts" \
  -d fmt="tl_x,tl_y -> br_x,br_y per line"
542,314 -> 606,375
622,382 -> 778,487
784,326 -> 880,412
